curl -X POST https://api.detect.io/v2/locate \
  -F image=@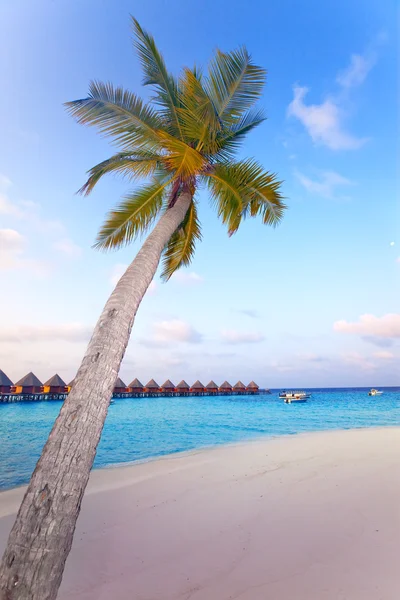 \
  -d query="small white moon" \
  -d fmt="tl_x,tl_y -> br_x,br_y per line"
390,242 -> 395,246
